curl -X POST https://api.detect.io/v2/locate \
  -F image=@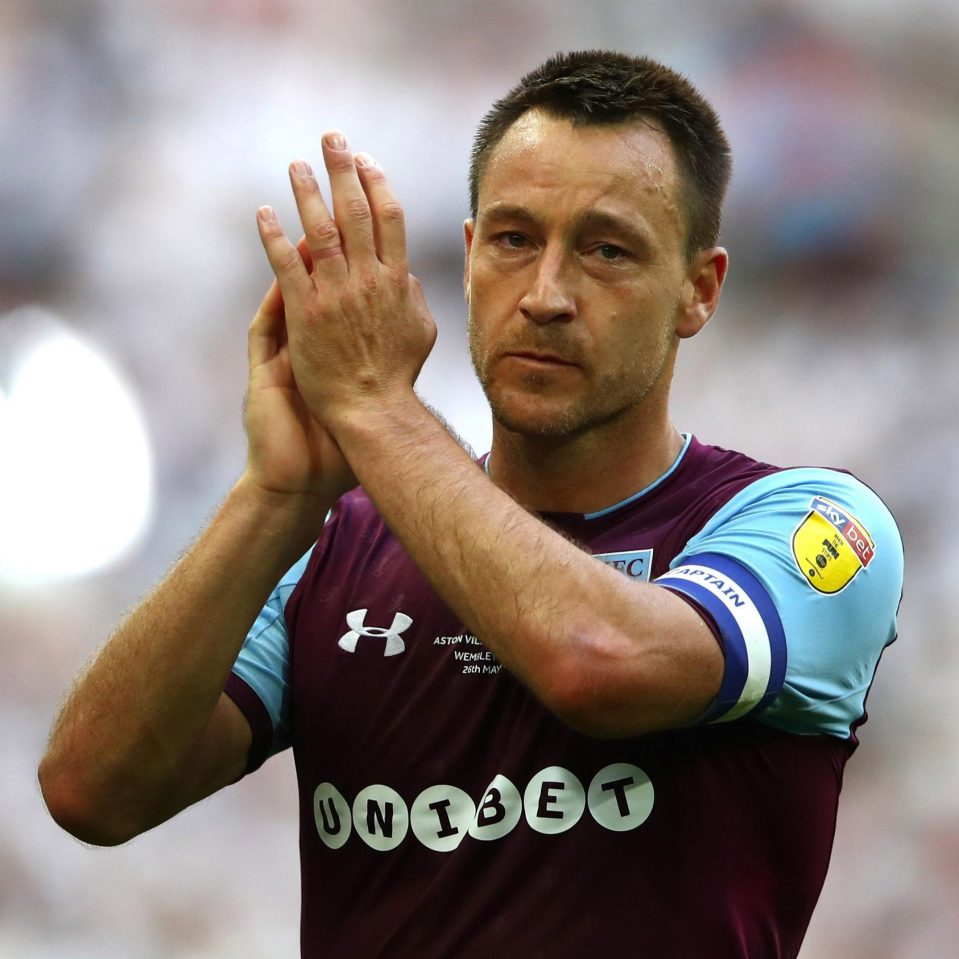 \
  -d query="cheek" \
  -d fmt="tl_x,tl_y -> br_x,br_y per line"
599,297 -> 674,365
466,304 -> 488,364
467,280 -> 508,340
